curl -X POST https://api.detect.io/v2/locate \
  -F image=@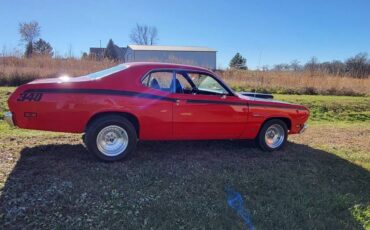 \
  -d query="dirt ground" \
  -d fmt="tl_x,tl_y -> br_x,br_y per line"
0,123 -> 369,229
